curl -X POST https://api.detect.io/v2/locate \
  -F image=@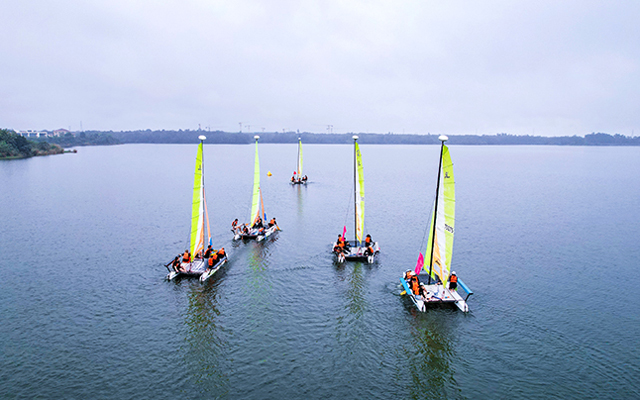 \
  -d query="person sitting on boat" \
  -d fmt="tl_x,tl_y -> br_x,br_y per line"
364,244 -> 374,257
207,250 -> 218,269
242,224 -> 249,235
232,218 -> 239,231
182,250 -> 191,263
408,271 -> 423,297
268,217 -> 276,228
291,175 -> 296,183
365,234 -> 373,246
172,256 -> 181,272
252,217 -> 264,229
217,247 -> 226,260
449,271 -> 458,291
302,175 -> 307,182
